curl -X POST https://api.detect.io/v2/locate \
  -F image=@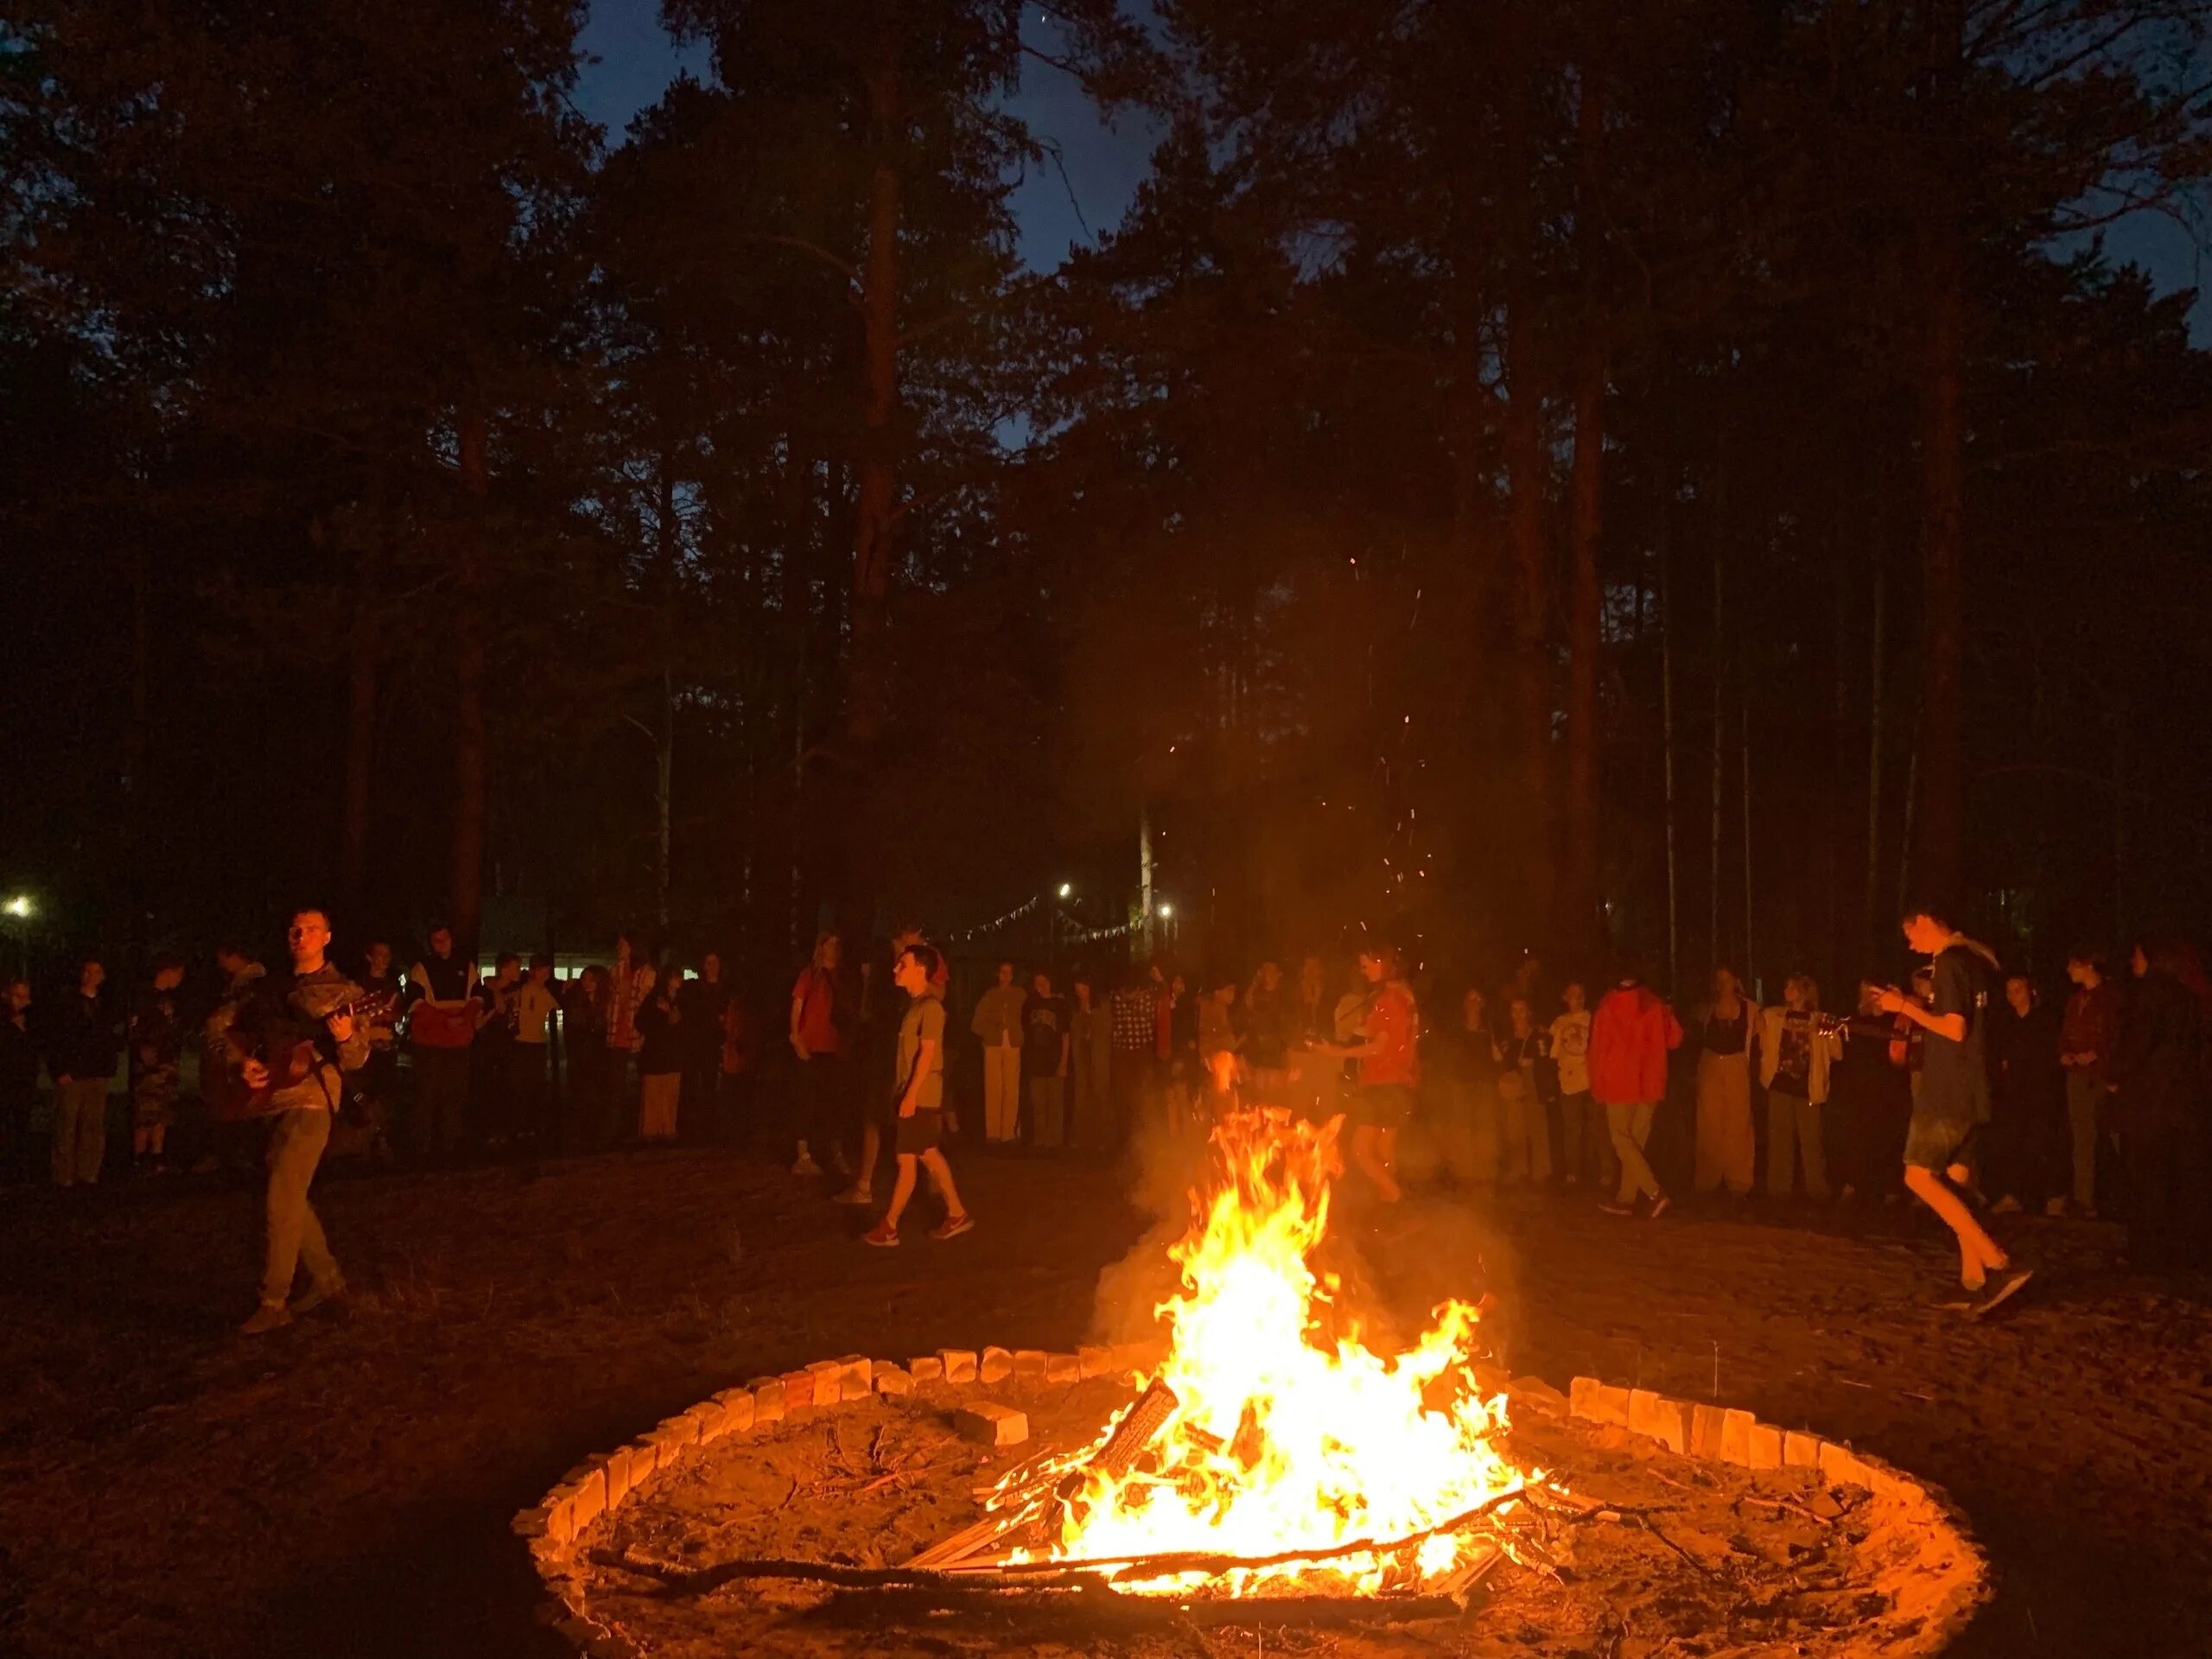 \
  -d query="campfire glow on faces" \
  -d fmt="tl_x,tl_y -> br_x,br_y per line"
995,1111 -> 1538,1598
